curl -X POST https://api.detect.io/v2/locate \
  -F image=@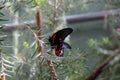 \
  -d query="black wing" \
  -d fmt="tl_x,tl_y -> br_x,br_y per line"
55,28 -> 73,40
49,28 -> 73,47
